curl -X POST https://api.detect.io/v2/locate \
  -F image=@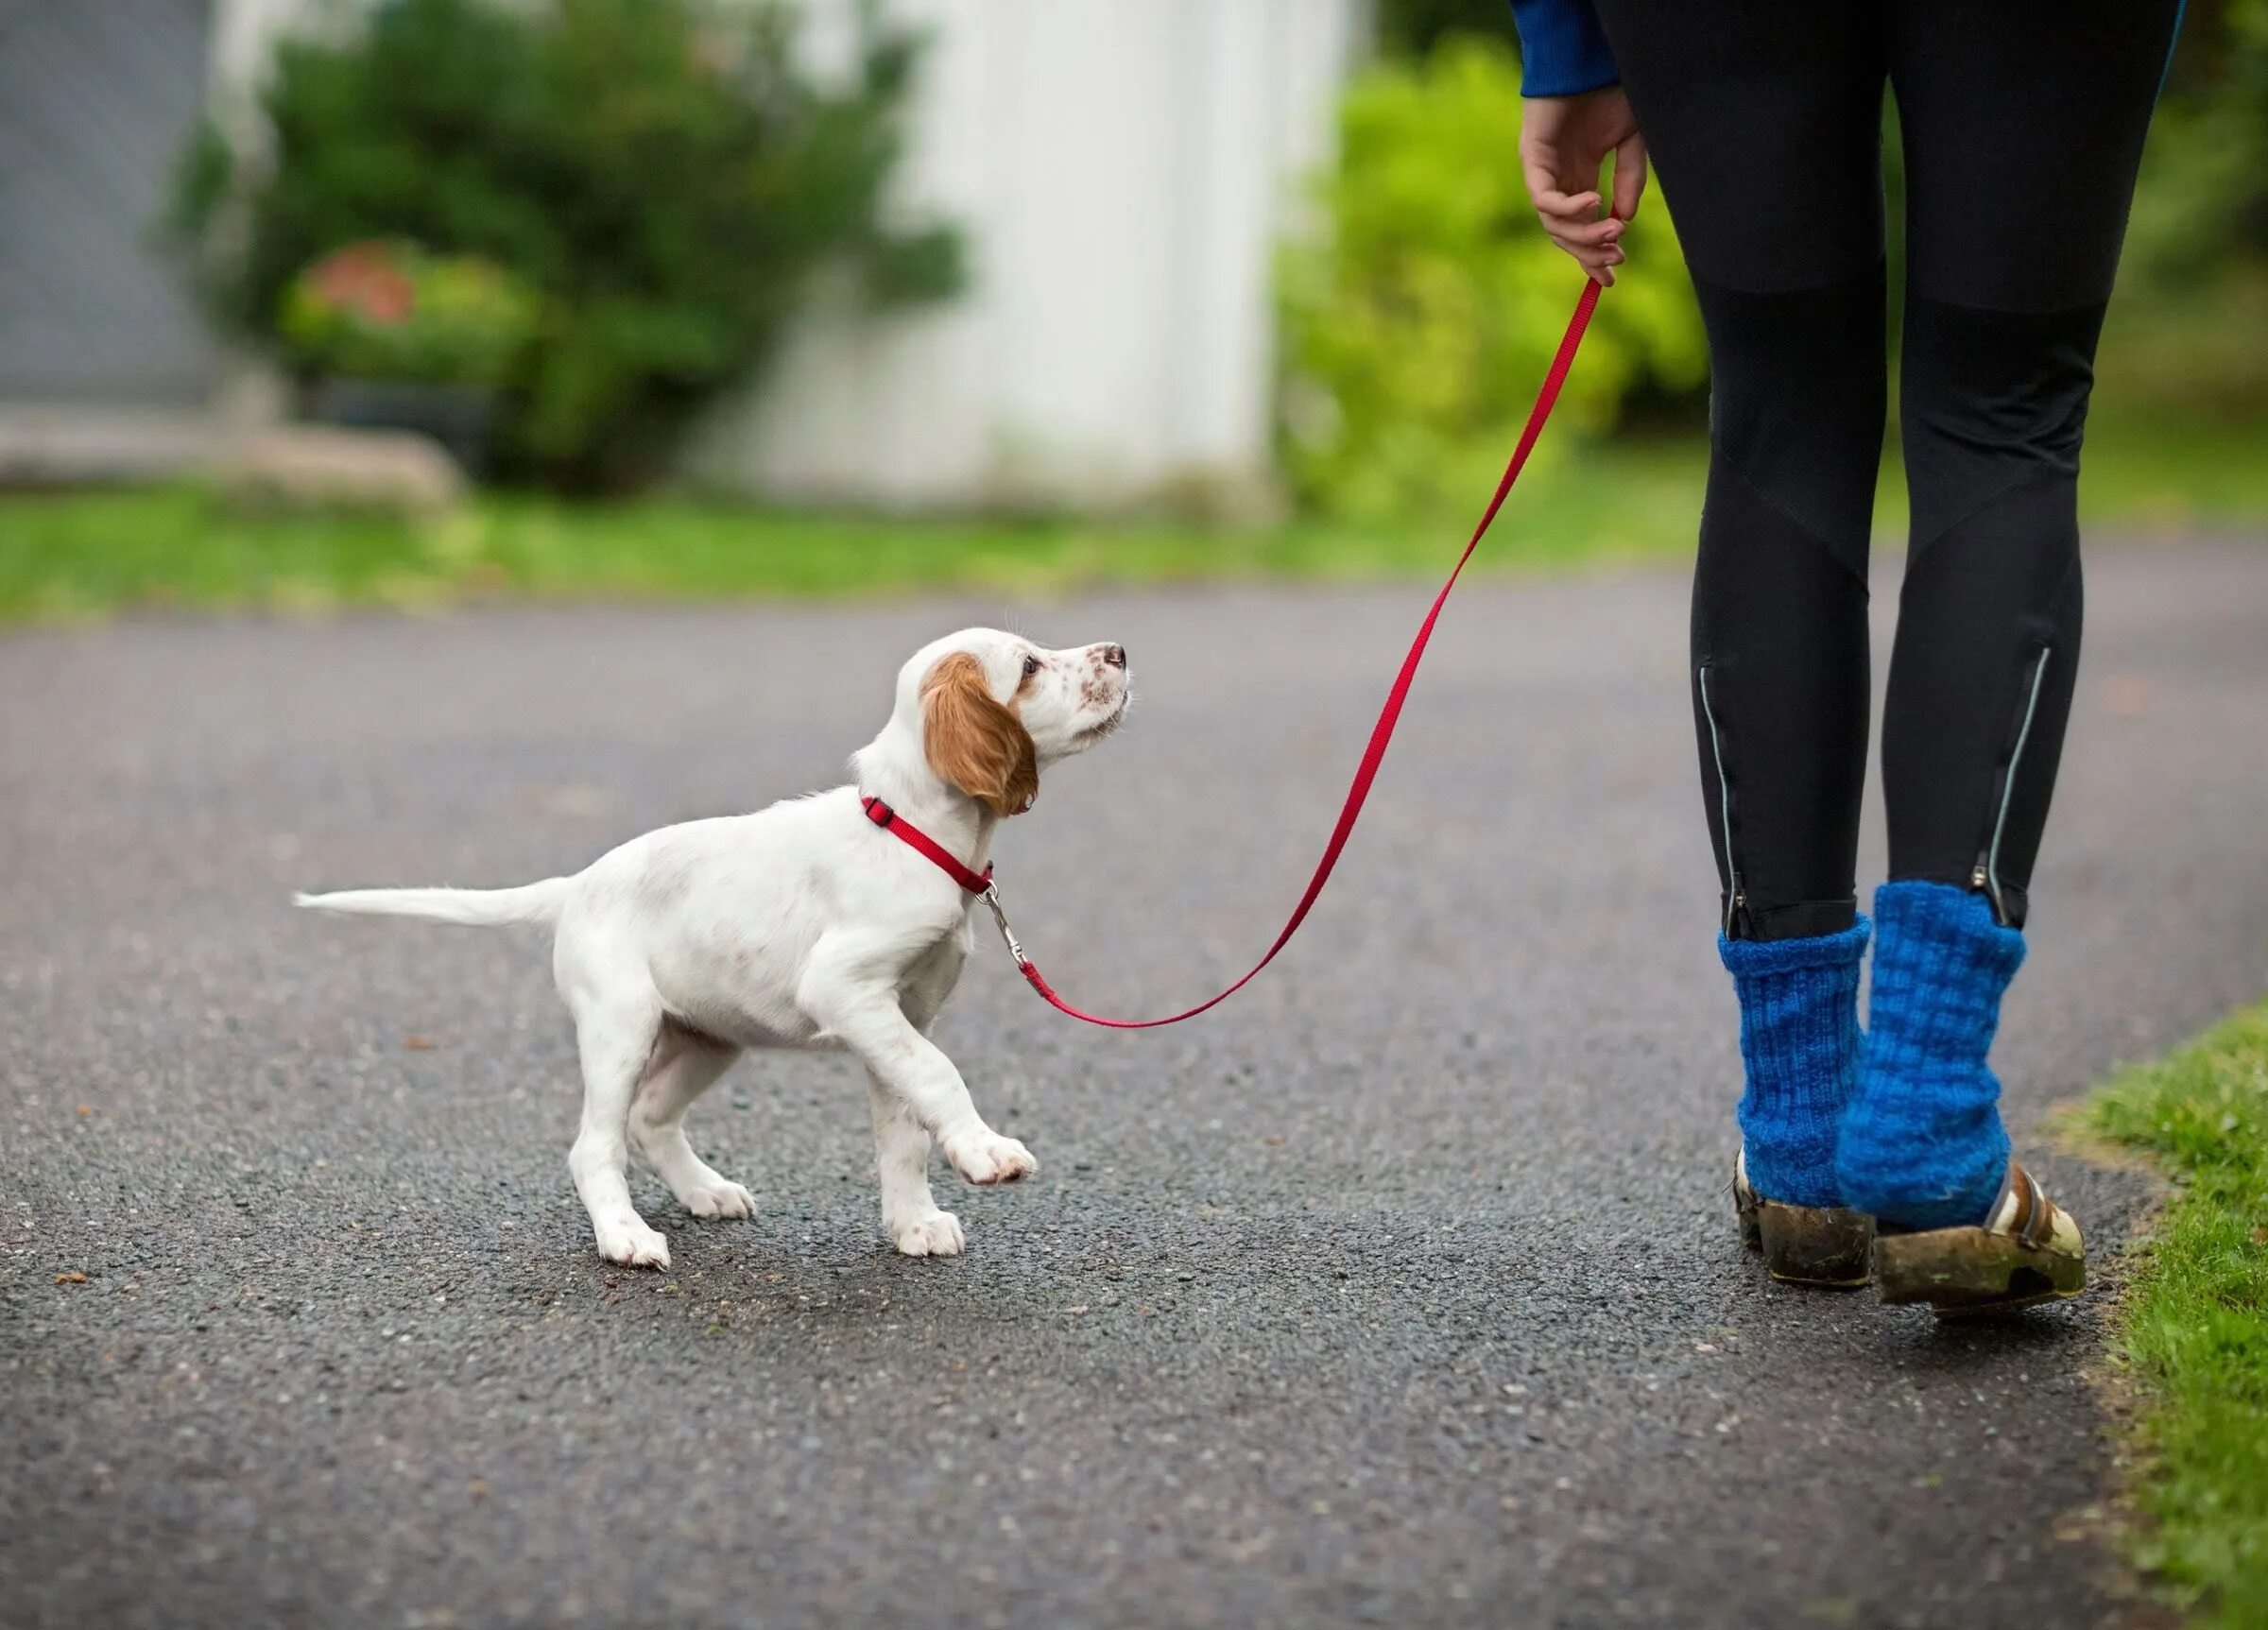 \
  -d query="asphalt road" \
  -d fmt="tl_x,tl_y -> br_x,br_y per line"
5,540 -> 2265,1630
